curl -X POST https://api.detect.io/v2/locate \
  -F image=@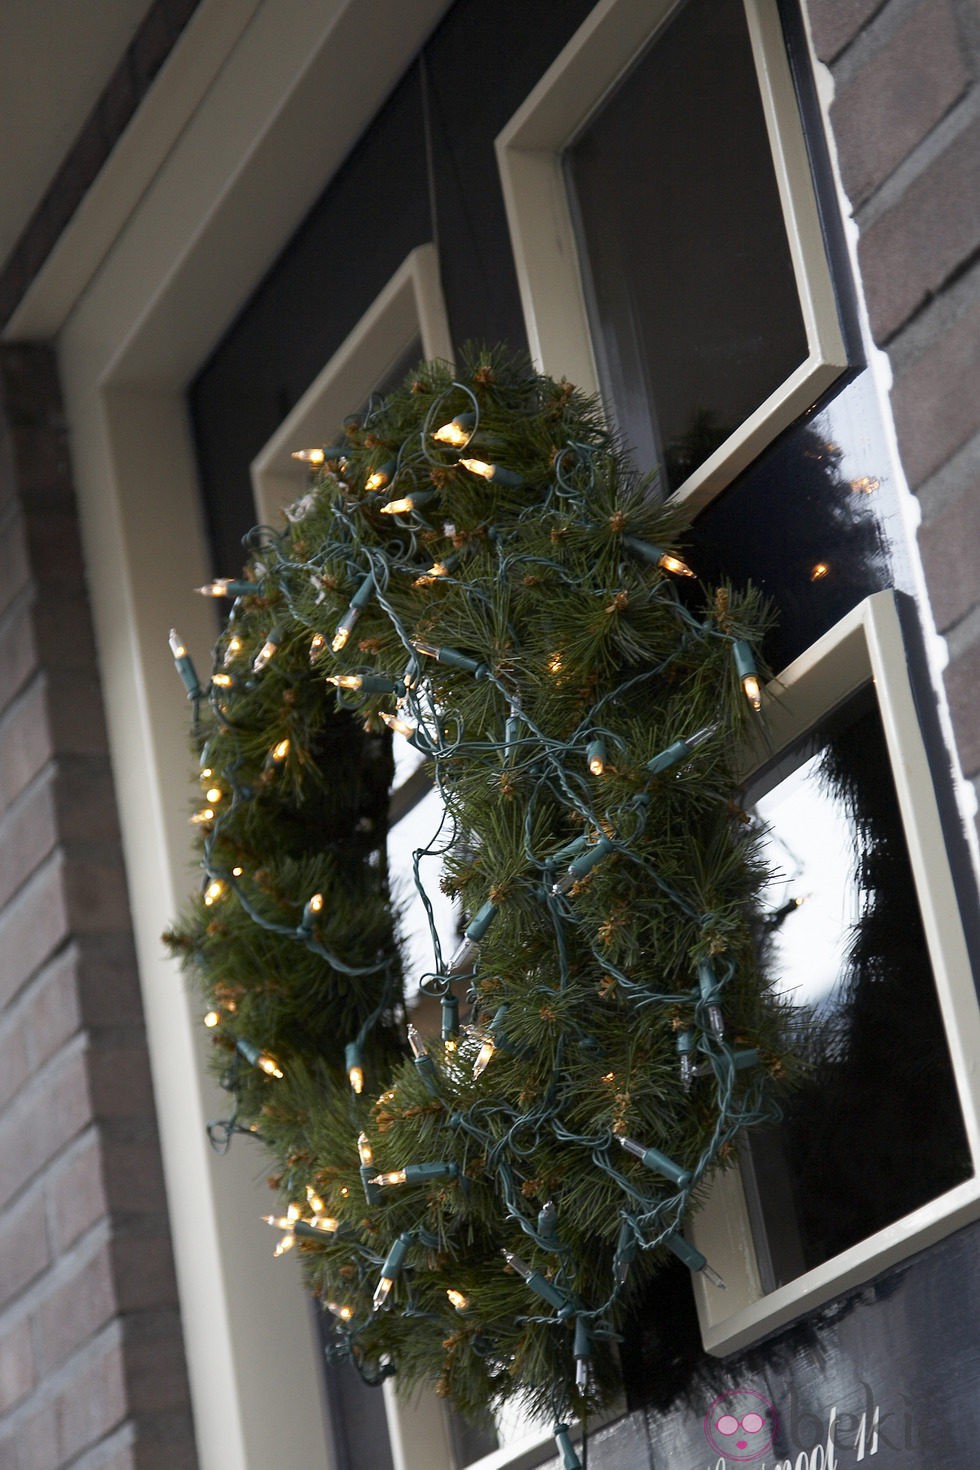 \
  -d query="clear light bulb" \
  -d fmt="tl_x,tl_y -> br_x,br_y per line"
433,419 -> 470,447
291,447 -> 325,465
357,1132 -> 374,1166
459,458 -> 494,480
472,1037 -> 495,1078
253,636 -> 279,672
